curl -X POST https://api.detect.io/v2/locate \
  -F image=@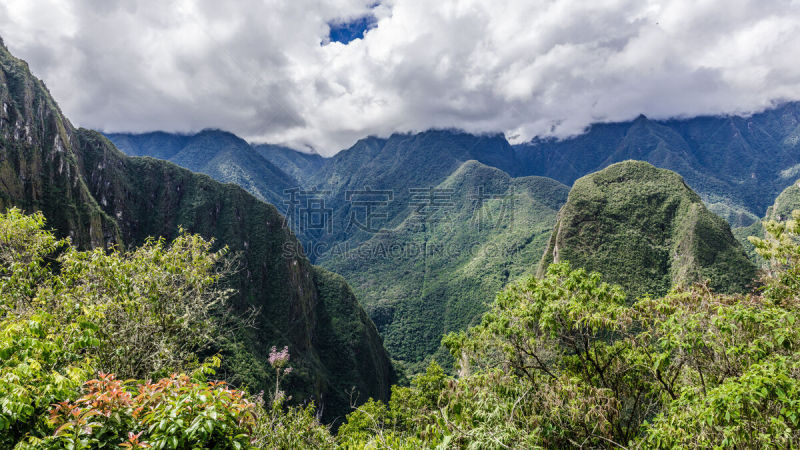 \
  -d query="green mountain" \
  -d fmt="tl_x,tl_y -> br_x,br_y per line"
93,76 -> 800,372
514,107 -> 800,227
0,38 -> 393,422
324,160 -> 569,368
106,130 -> 298,208
107,129 -> 567,368
765,180 -> 800,221
734,179 -> 800,262
538,161 -> 756,298
252,143 -> 326,183
102,125 -> 774,367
